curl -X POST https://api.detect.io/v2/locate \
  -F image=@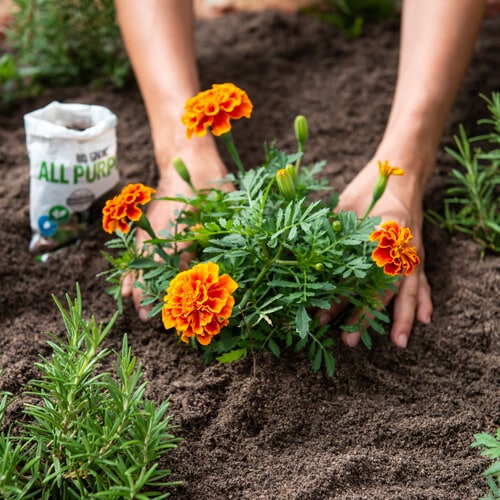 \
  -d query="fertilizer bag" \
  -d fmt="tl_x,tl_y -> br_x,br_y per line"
25,101 -> 120,254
